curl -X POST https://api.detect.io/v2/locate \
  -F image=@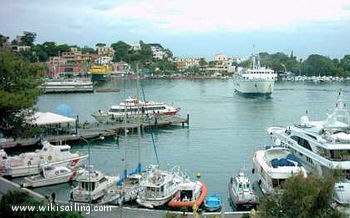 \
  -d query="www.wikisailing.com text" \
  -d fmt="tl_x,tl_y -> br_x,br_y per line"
11,203 -> 112,214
